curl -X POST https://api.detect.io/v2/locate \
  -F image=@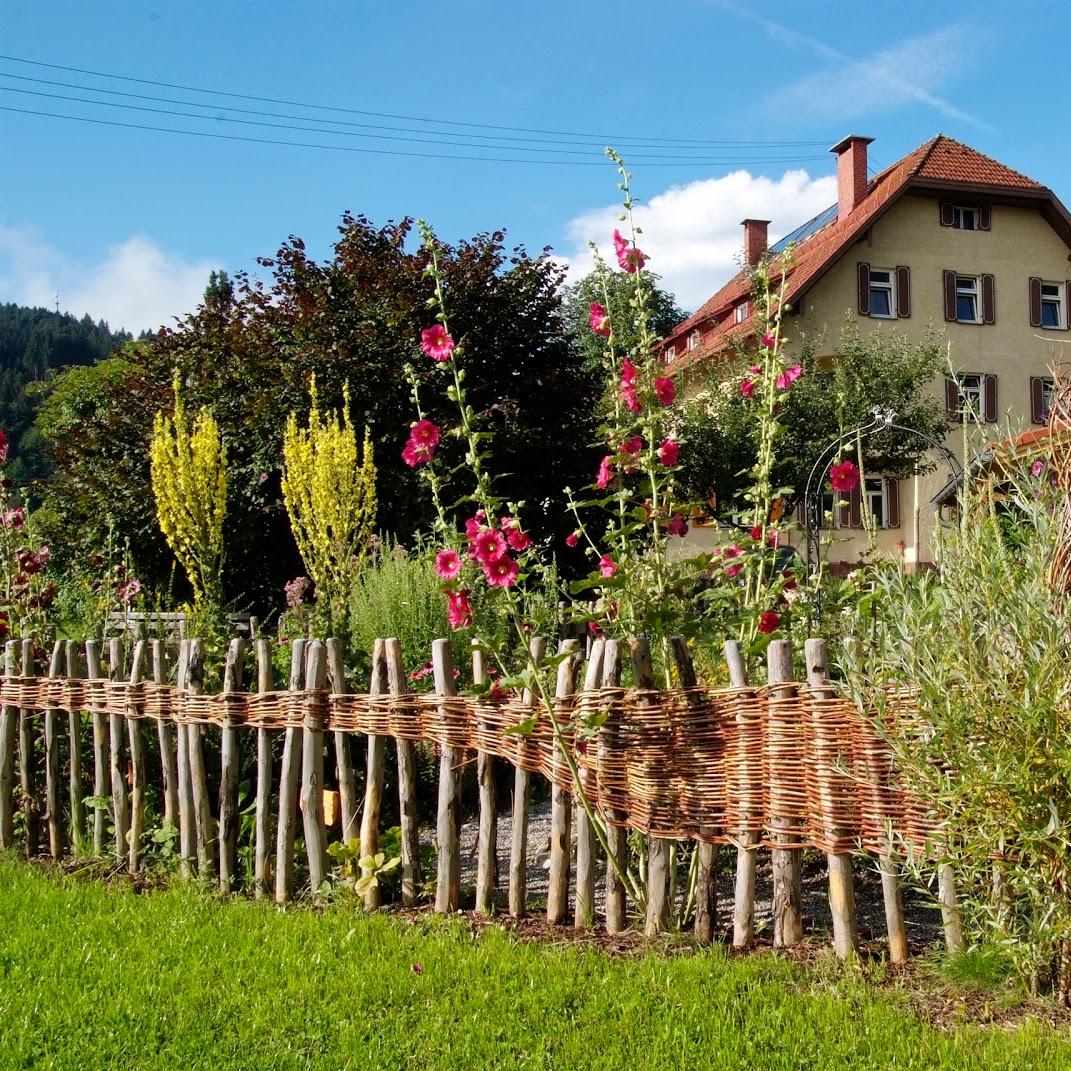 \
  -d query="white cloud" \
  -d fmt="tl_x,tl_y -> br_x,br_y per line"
0,225 -> 219,334
563,168 -> 837,312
